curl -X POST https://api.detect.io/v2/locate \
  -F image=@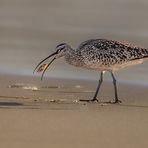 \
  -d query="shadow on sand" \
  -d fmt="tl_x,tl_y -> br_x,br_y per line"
0,102 -> 23,106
